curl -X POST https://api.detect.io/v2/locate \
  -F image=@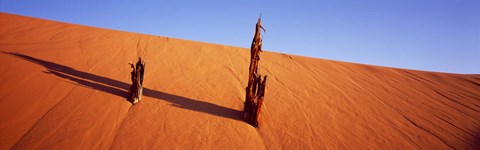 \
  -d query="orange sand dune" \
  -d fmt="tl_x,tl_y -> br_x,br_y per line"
1,13 -> 479,149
